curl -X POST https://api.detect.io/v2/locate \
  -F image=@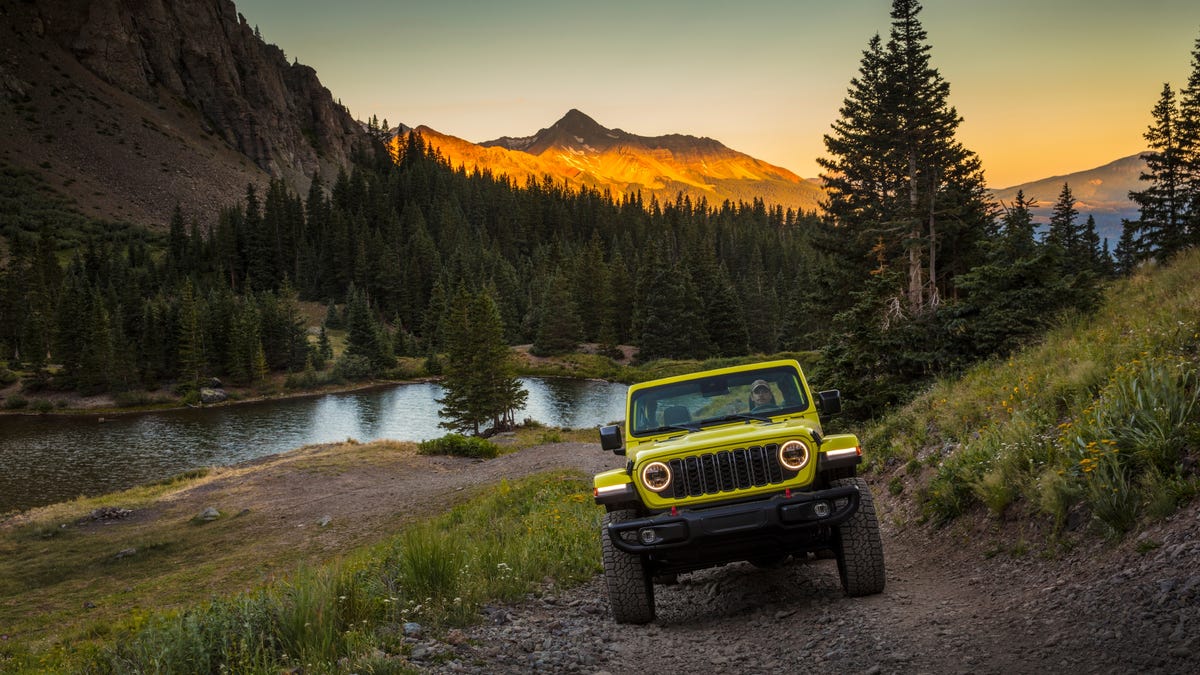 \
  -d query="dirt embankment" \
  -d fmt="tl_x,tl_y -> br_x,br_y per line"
7,440 -> 1197,674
